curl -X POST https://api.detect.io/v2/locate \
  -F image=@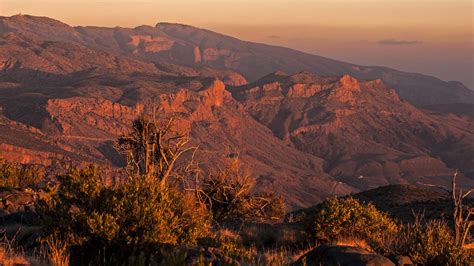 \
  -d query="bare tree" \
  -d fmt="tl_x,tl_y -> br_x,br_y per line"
451,170 -> 473,247
115,115 -> 194,186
